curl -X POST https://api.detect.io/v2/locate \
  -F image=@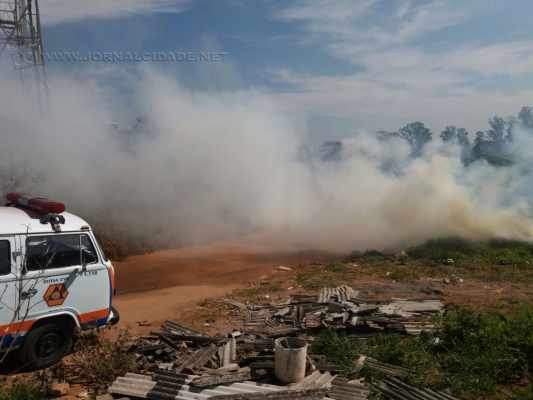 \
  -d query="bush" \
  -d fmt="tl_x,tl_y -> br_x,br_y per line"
312,305 -> 533,399
68,330 -> 139,390
407,237 -> 483,261
327,262 -> 348,273
311,330 -> 359,373
408,237 -> 533,266
436,308 -> 527,395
